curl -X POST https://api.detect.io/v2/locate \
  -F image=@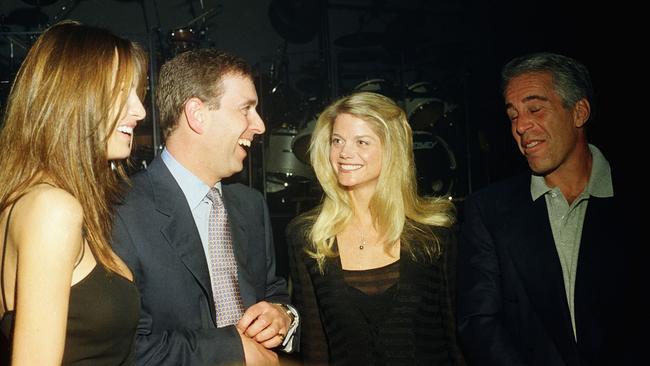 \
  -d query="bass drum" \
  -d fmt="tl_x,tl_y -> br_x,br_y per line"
265,127 -> 315,183
405,81 -> 445,131
412,130 -> 457,196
